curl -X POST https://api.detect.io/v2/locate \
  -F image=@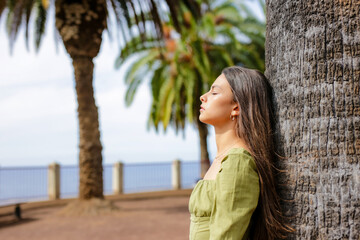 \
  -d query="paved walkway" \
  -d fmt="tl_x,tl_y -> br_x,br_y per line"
0,191 -> 192,240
